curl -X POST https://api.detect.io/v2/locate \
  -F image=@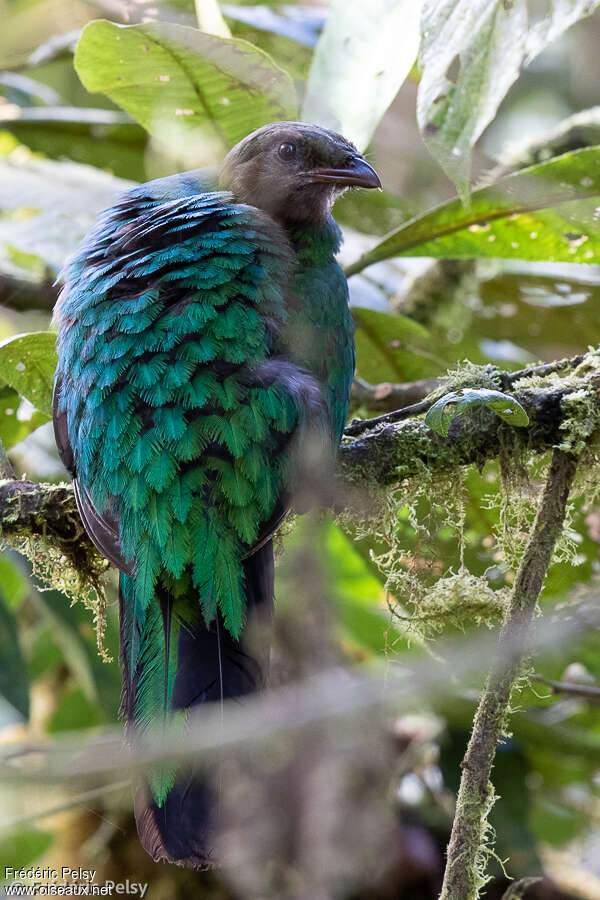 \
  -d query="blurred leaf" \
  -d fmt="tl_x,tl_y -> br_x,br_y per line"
0,590 -> 29,719
0,106 -> 131,125
3,120 -> 147,182
525,0 -> 600,60
0,149 -> 132,278
352,306 -> 435,383
0,555 -> 29,610
223,3 -> 325,47
0,386 -> 49,449
303,0 -> 422,151
418,0 -> 527,199
28,586 -> 122,719
529,796 -> 587,846
27,625 -> 64,681
0,332 -> 57,417
325,525 -> 391,657
27,28 -> 81,67
28,589 -> 101,708
0,72 -> 62,106
425,388 -> 529,437
74,20 -> 297,161
195,0 -> 231,37
418,0 -> 600,198
335,188 -> 415,236
47,685 -> 101,732
345,146 -> 600,274
0,829 -> 53,873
